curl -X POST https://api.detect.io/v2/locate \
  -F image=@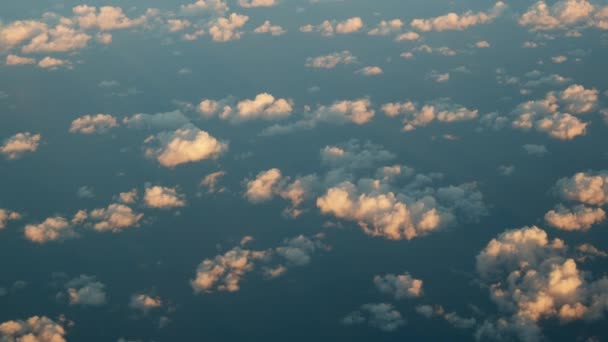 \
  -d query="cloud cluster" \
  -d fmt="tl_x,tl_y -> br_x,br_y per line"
129,294 -> 163,313
64,275 -> 107,306
374,273 -> 423,299
69,114 -> 118,134
475,226 -> 608,341
300,17 -> 364,36
0,316 -> 67,342
305,50 -> 357,69
519,0 -> 608,31
191,234 -> 325,293
198,93 -> 293,122
0,209 -> 21,229
342,303 -> 405,332
411,2 -> 506,32
382,99 -> 478,131
144,185 -> 186,209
